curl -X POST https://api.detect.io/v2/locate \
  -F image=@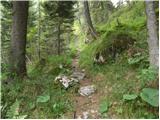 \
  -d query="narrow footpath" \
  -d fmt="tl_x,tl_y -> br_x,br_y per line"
71,51 -> 101,119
